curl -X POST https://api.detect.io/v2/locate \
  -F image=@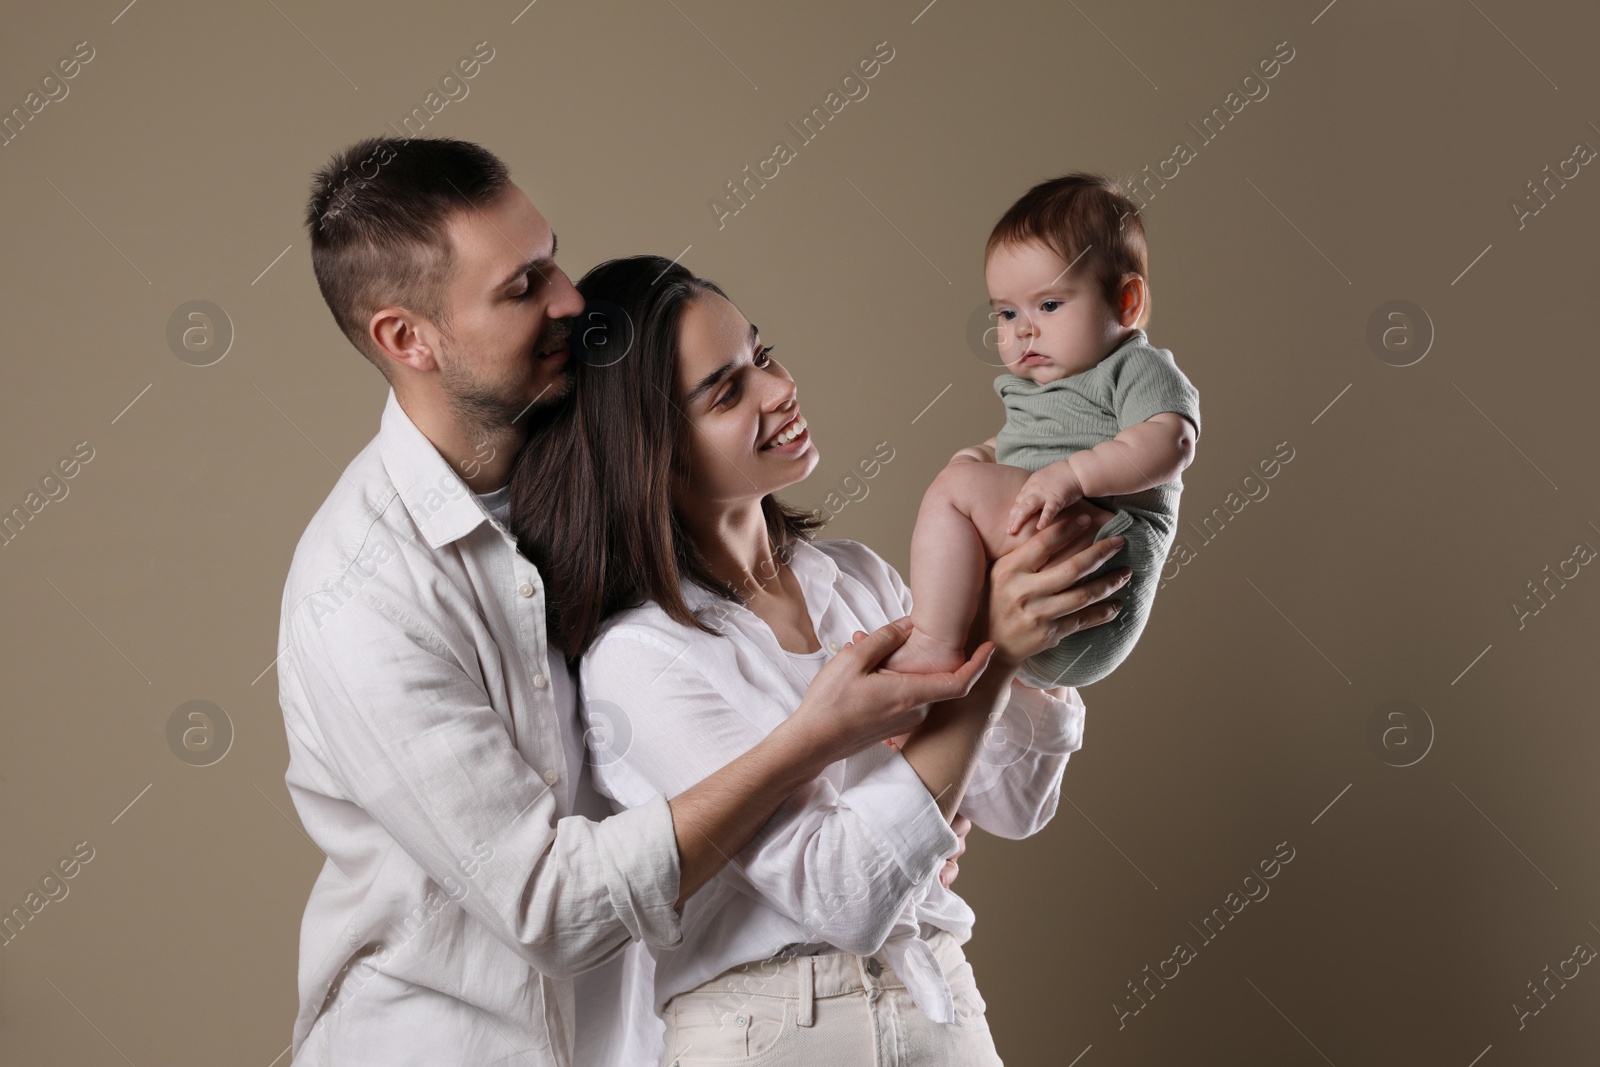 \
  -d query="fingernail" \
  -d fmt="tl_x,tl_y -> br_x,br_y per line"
1077,515 -> 1090,526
